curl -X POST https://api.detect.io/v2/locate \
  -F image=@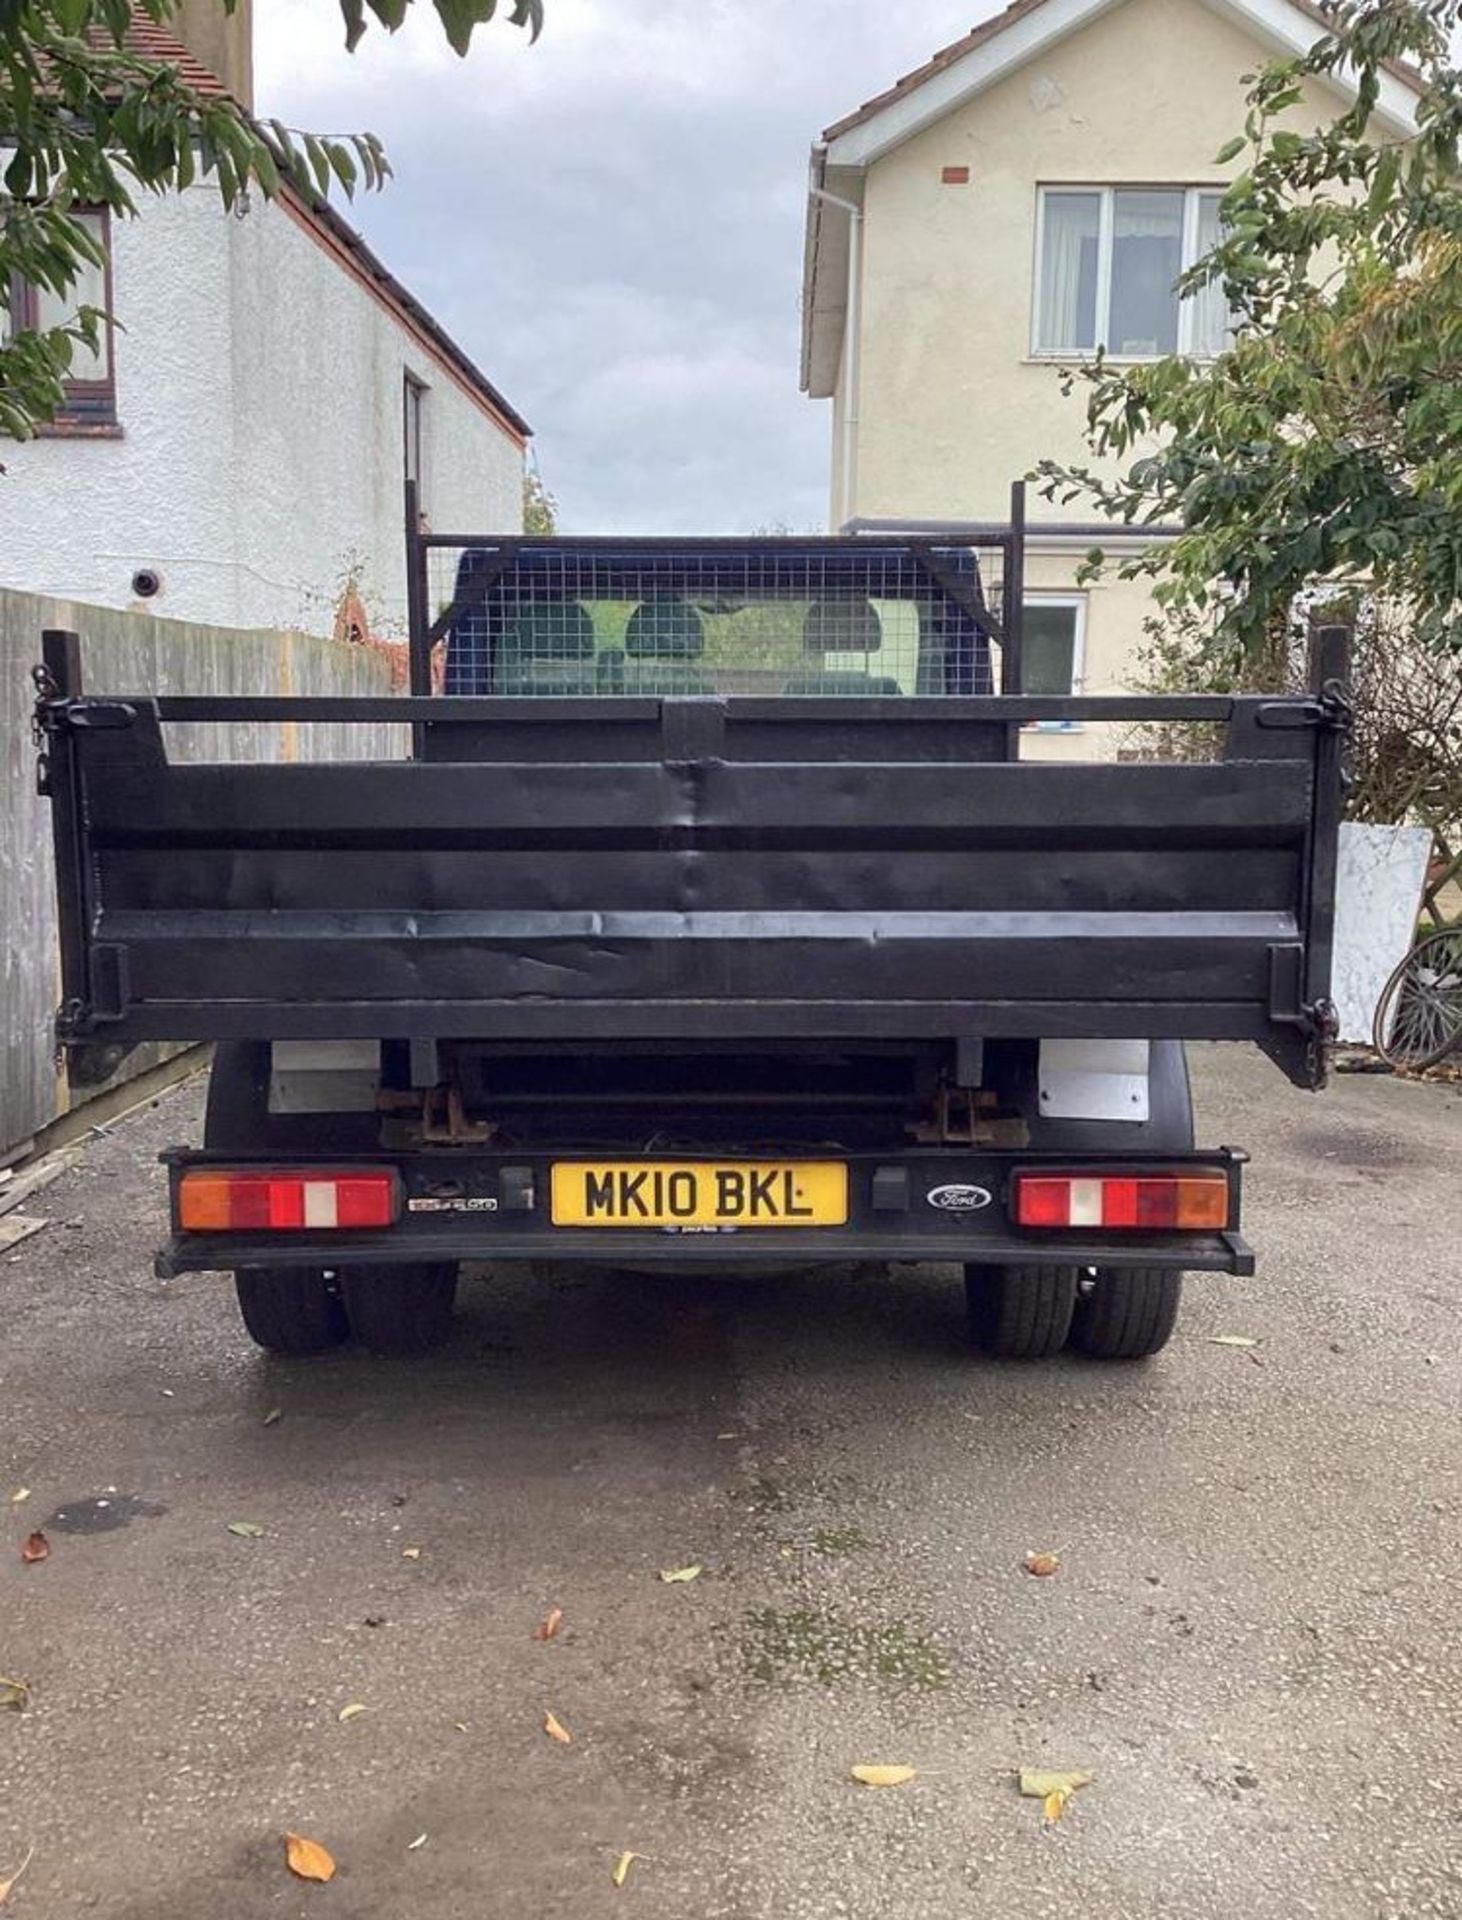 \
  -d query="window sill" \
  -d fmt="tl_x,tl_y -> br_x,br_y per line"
1023,353 -> 1218,368
34,417 -> 123,440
